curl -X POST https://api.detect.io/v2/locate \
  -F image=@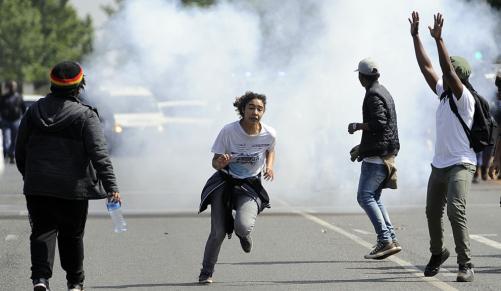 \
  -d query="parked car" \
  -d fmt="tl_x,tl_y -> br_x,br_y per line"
23,94 -> 44,108
94,87 -> 166,154
158,99 -> 212,126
